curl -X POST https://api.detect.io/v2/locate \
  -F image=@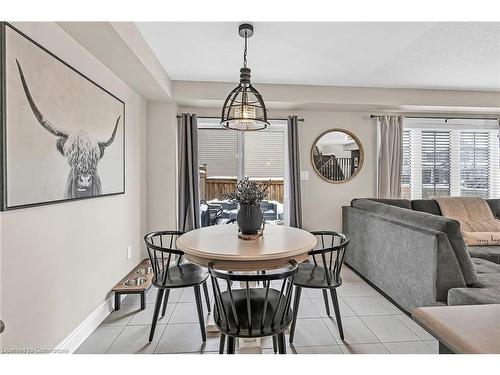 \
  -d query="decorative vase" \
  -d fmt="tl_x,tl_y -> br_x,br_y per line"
237,204 -> 263,235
